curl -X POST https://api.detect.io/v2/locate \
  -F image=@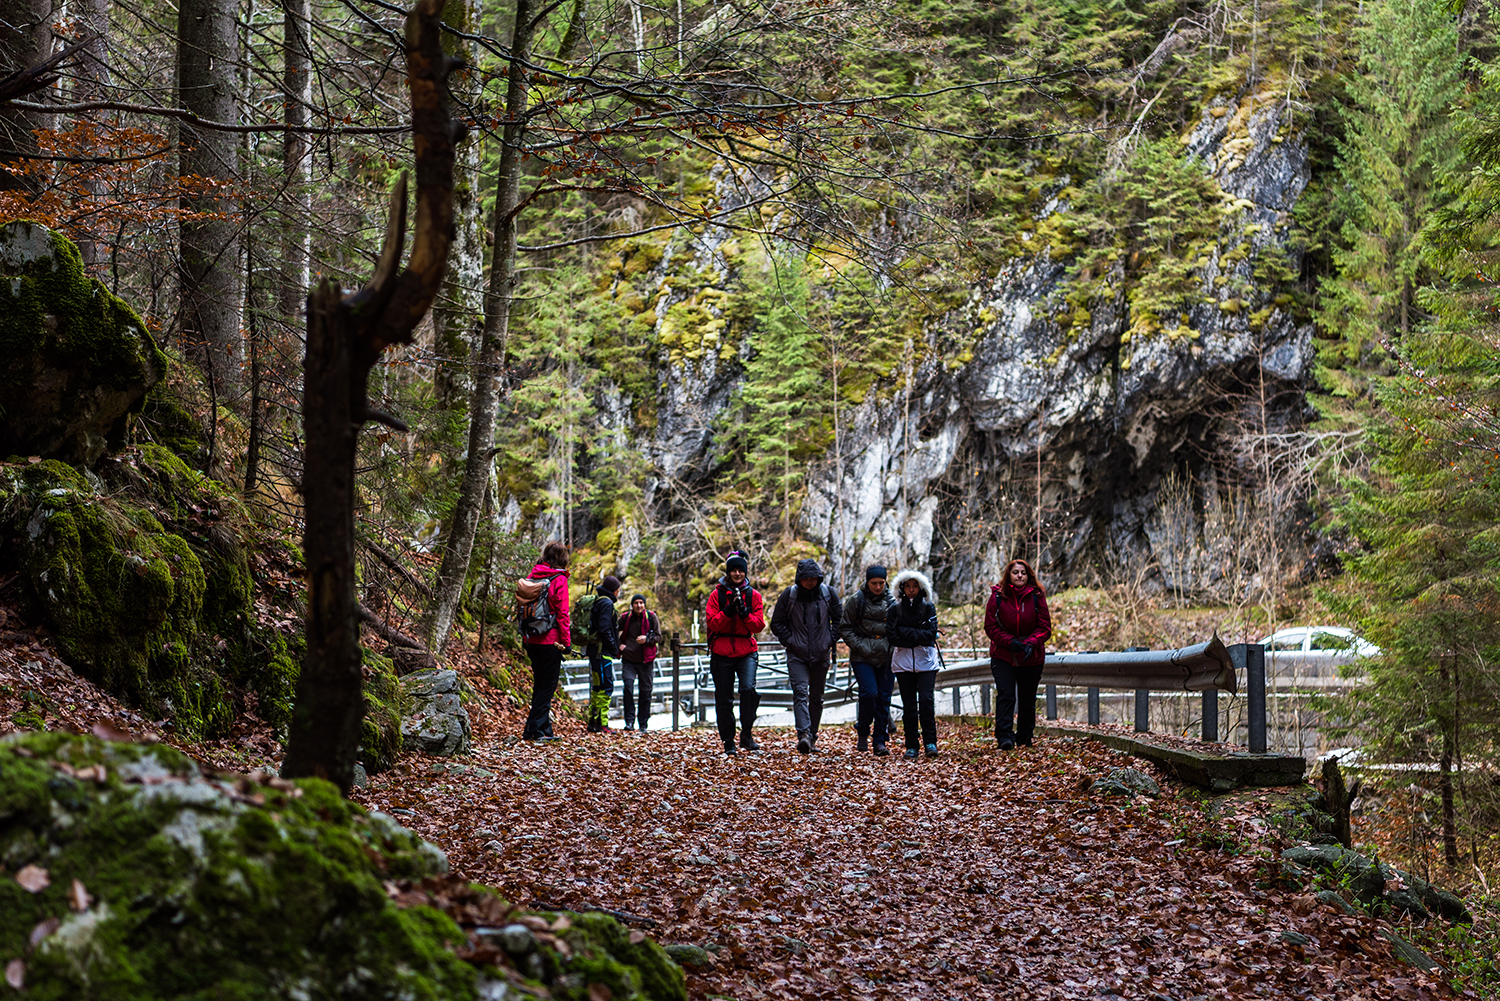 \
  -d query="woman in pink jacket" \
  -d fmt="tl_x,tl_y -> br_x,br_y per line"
522,541 -> 571,741
984,558 -> 1051,750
